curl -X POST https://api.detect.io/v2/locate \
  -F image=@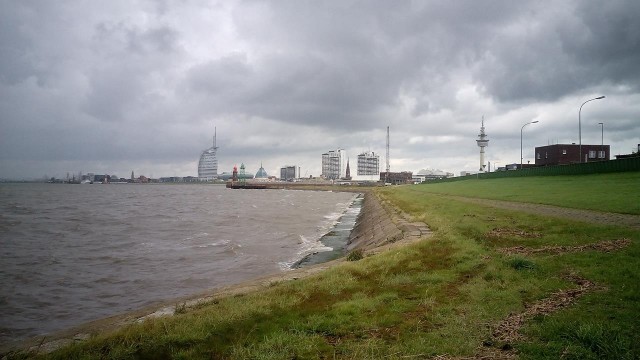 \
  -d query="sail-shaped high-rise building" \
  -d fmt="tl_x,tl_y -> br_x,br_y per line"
198,128 -> 219,180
